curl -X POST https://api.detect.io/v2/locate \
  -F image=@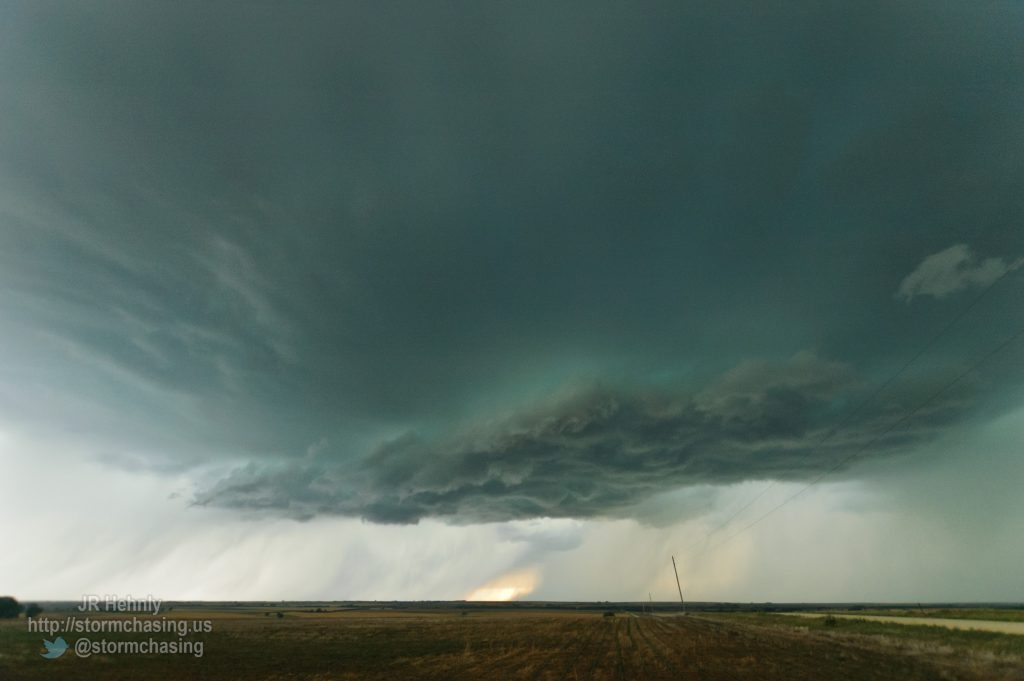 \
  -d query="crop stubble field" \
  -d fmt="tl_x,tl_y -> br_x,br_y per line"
1,608 -> 1022,680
